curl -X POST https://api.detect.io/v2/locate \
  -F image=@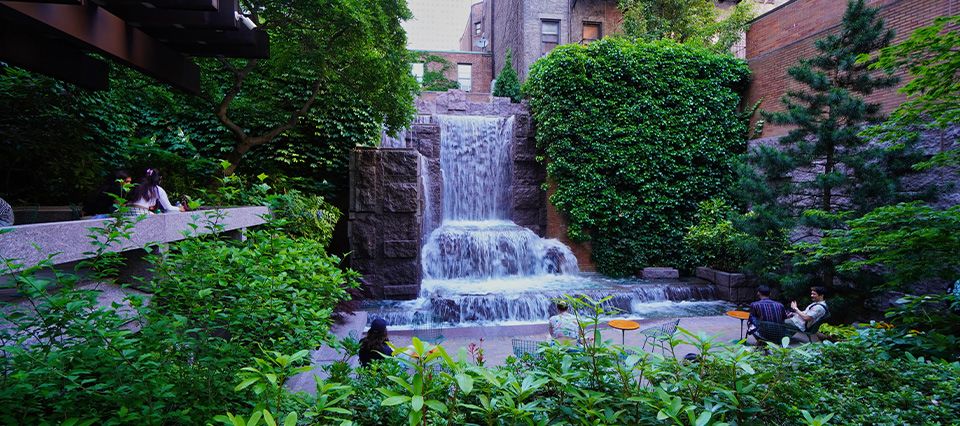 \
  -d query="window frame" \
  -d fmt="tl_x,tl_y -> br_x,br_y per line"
582,21 -> 602,44
457,63 -> 473,92
541,19 -> 560,55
